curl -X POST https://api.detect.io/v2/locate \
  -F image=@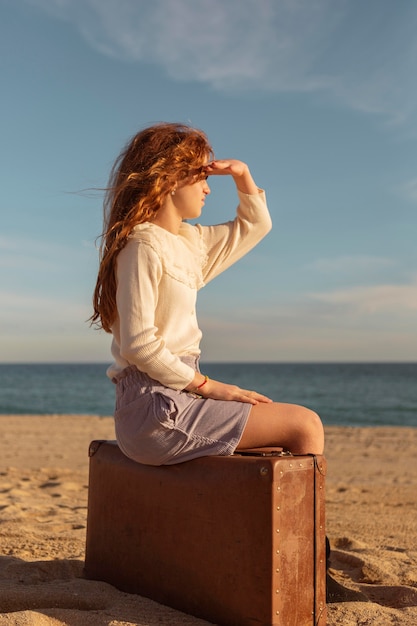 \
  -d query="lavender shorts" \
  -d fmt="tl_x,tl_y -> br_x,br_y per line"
113,357 -> 251,466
